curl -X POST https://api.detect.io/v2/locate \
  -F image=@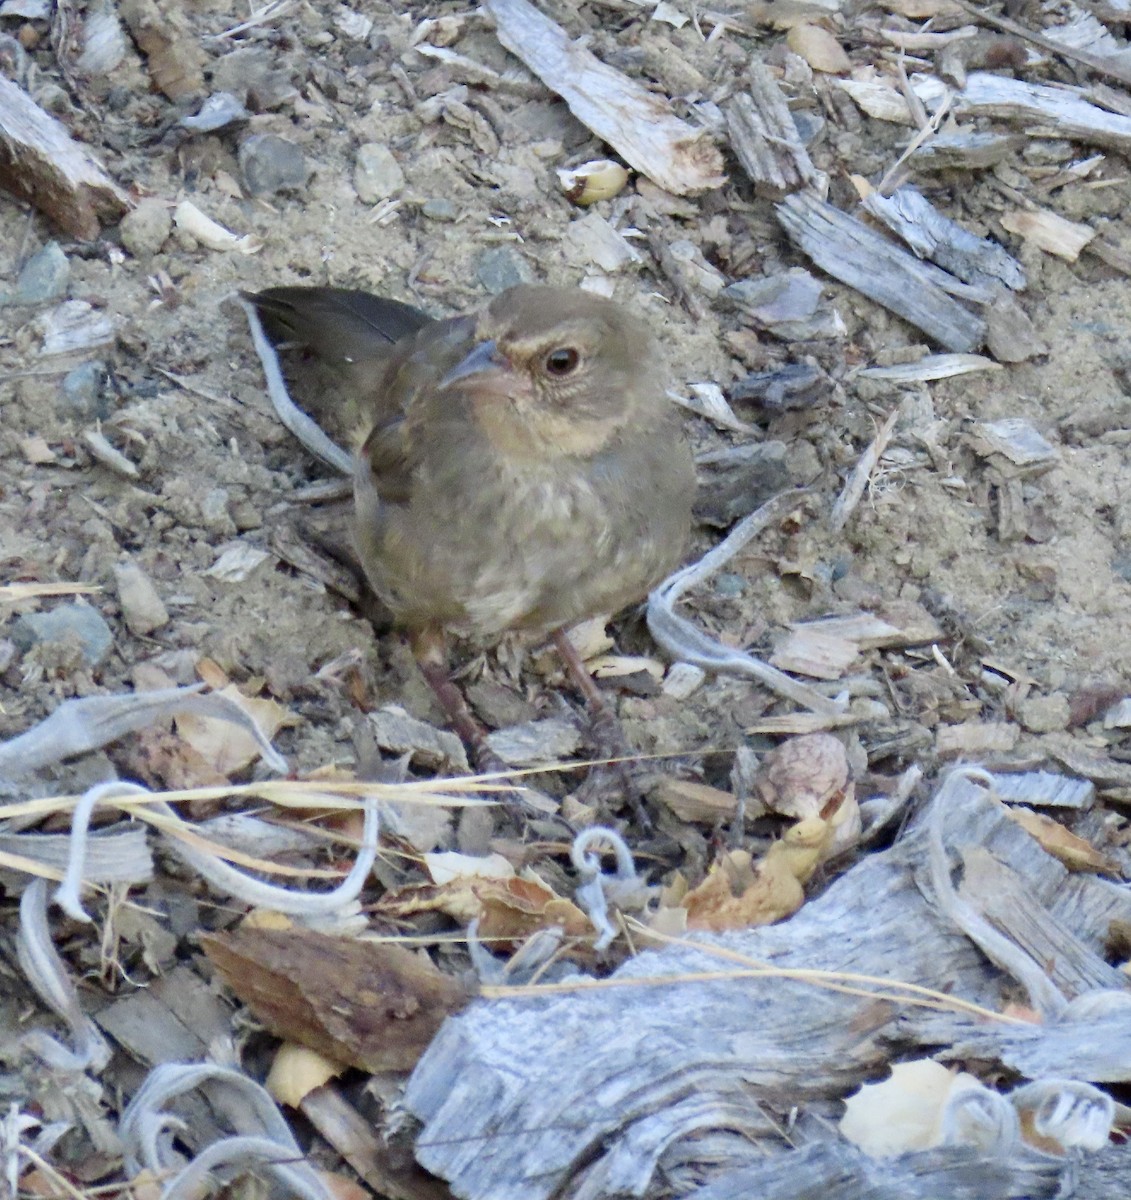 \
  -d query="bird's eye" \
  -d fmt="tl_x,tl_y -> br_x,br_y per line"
544,347 -> 580,376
